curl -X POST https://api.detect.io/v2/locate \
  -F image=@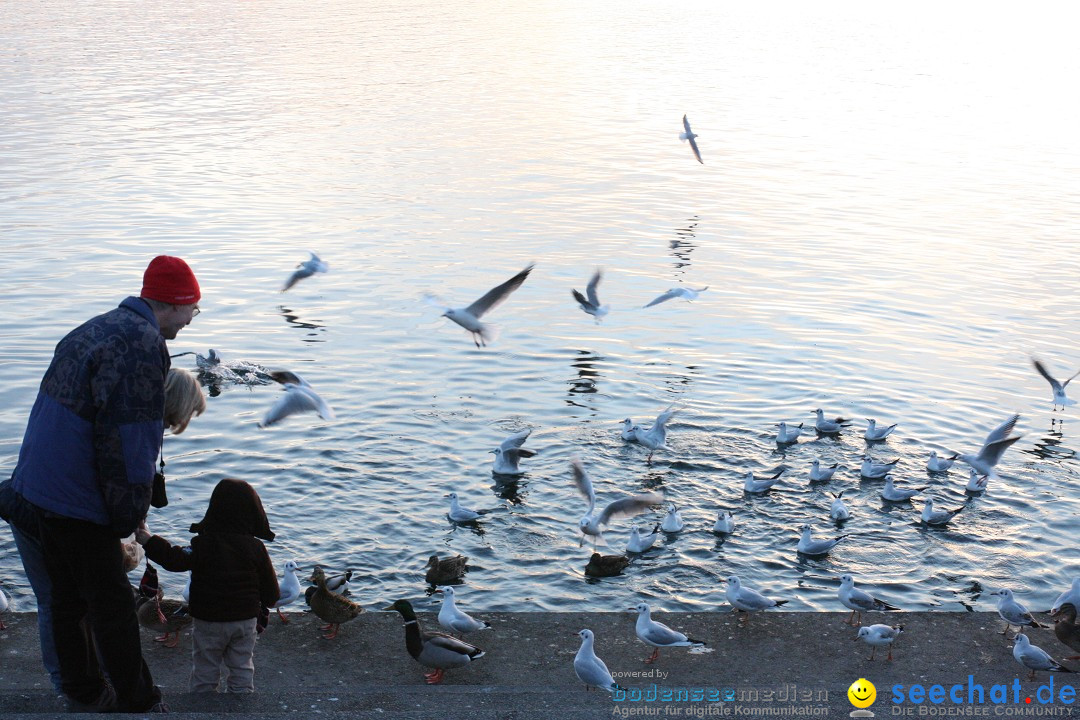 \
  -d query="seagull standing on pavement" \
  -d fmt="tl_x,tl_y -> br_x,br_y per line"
574,629 -> 626,693
1012,633 -> 1076,681
838,574 -> 899,627
856,624 -> 903,661
631,603 -> 706,663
